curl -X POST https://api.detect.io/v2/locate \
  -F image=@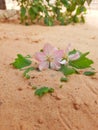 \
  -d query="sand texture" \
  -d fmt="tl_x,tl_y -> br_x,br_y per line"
0,10 -> 98,130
